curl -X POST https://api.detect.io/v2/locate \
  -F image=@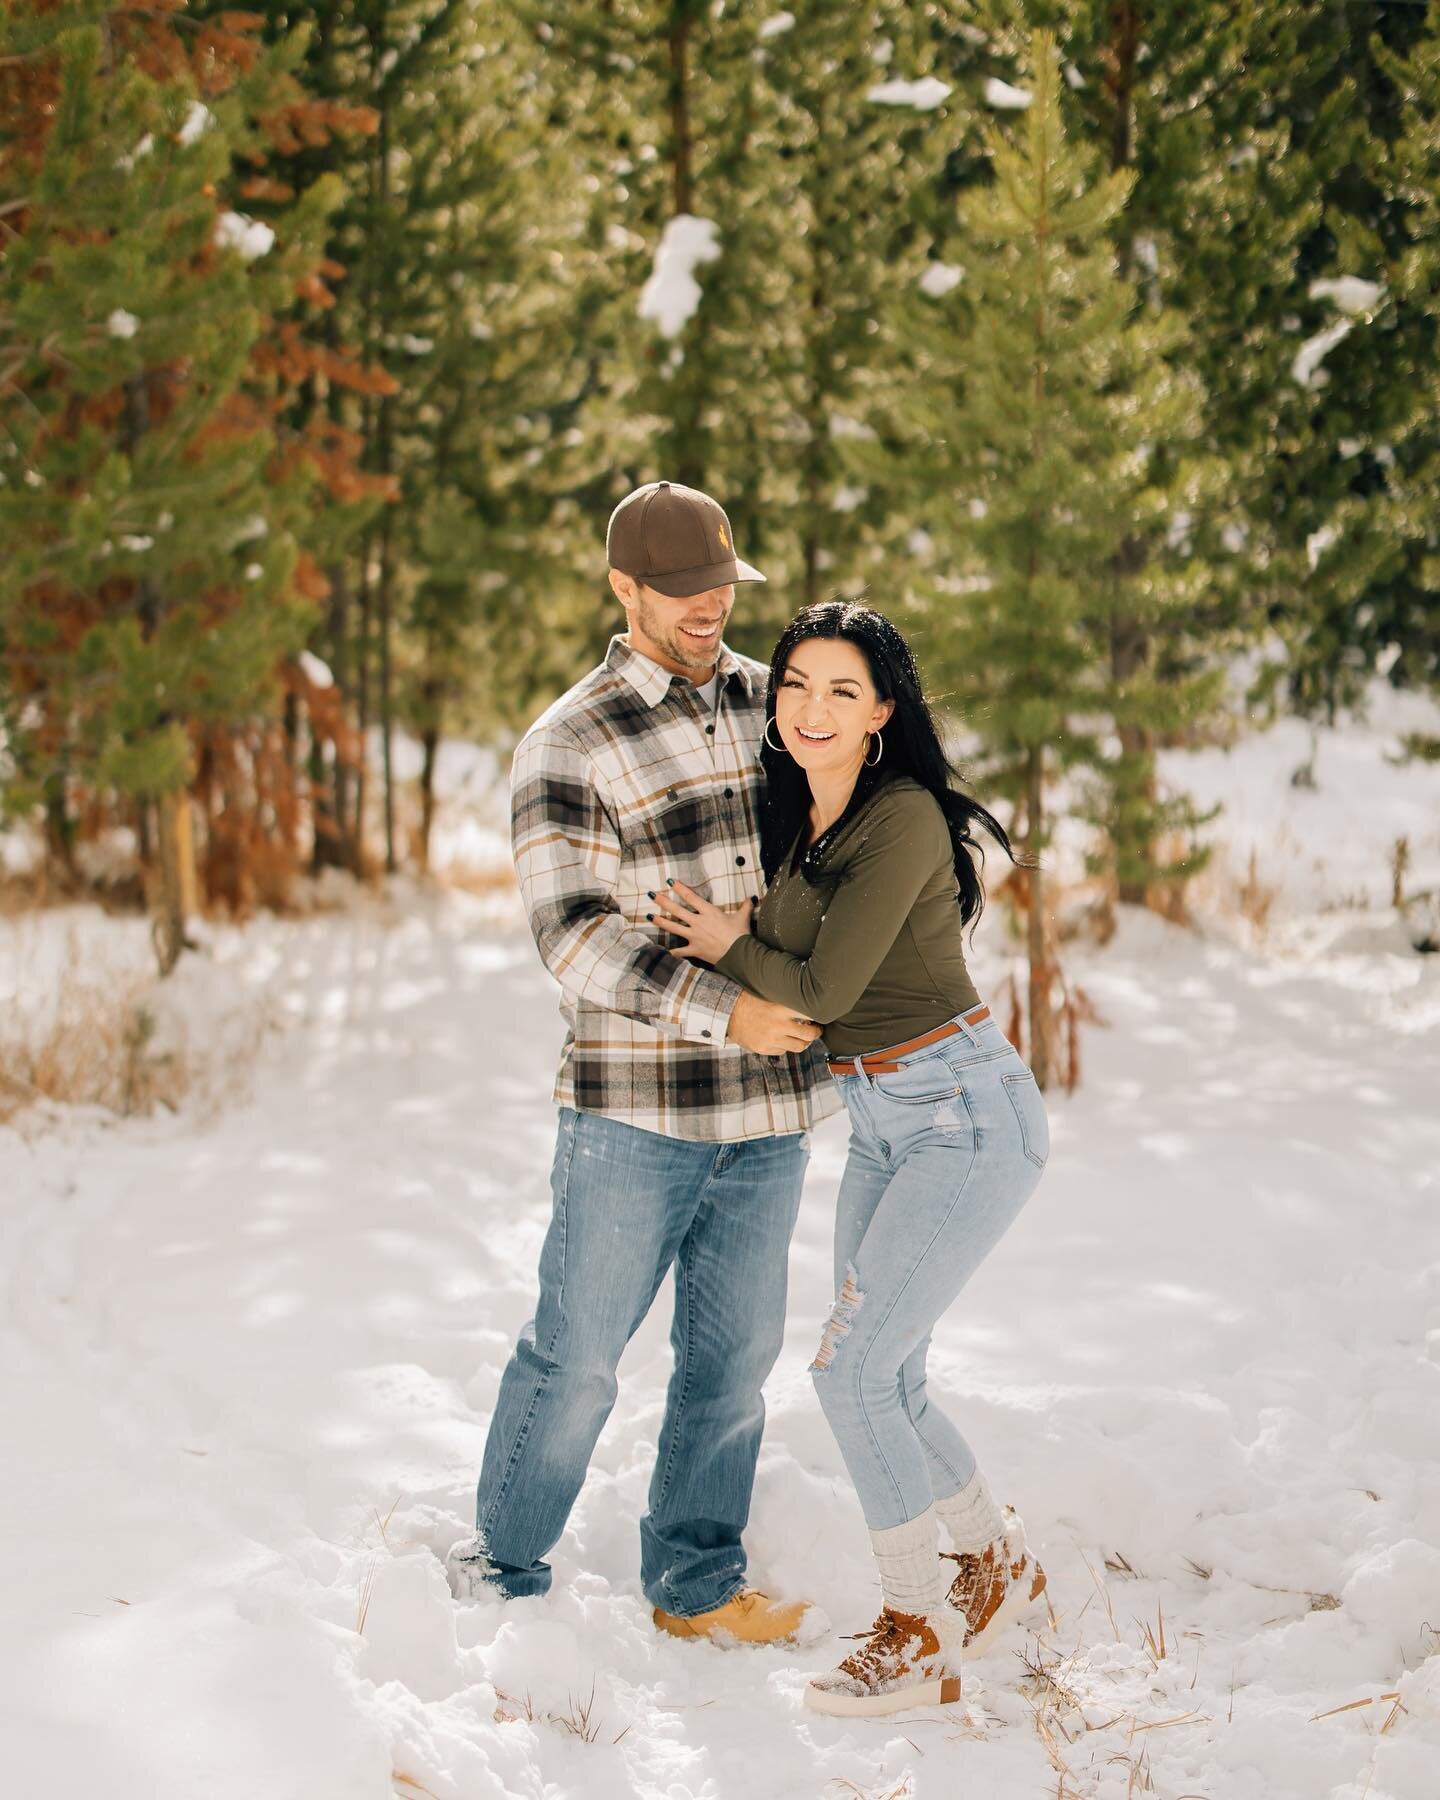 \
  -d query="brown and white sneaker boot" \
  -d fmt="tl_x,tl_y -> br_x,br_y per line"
804,1607 -> 962,1717
941,1507 -> 1046,1660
